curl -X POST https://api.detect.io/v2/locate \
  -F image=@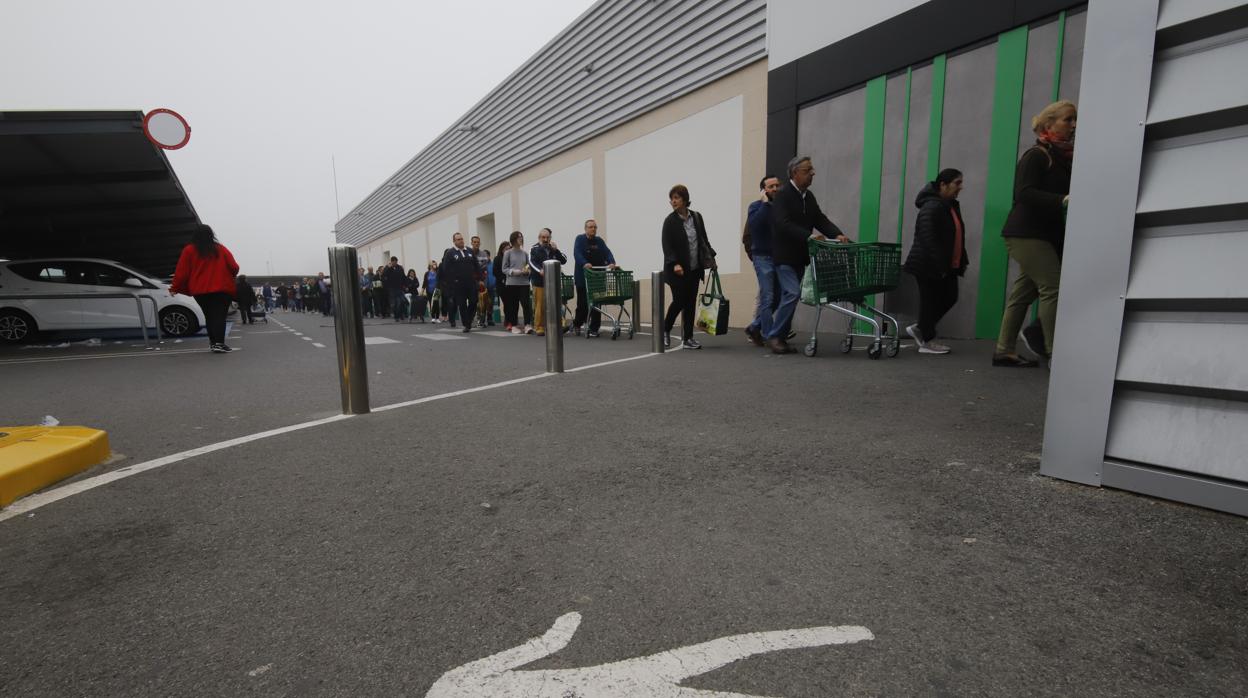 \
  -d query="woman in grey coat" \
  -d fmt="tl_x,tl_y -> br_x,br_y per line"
502,230 -> 534,333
